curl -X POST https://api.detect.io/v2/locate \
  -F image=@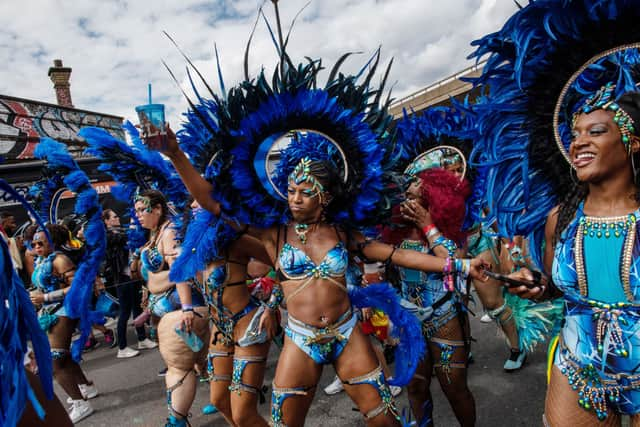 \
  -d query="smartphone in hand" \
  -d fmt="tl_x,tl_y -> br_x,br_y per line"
484,270 -> 543,289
